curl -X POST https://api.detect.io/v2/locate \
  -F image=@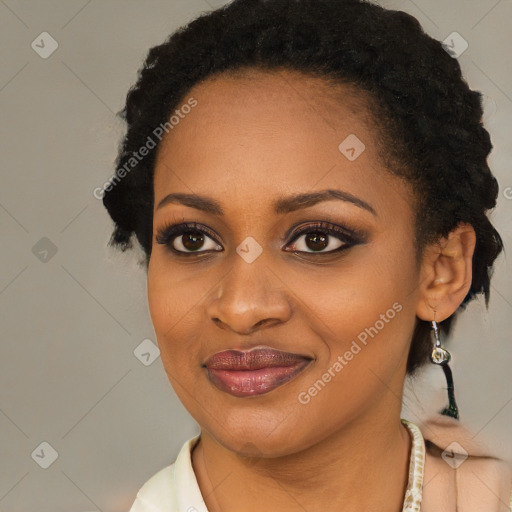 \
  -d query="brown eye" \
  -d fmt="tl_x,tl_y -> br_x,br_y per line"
155,223 -> 223,254
288,231 -> 345,253
304,232 -> 329,252
180,231 -> 206,252
170,230 -> 221,253
286,222 -> 358,254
